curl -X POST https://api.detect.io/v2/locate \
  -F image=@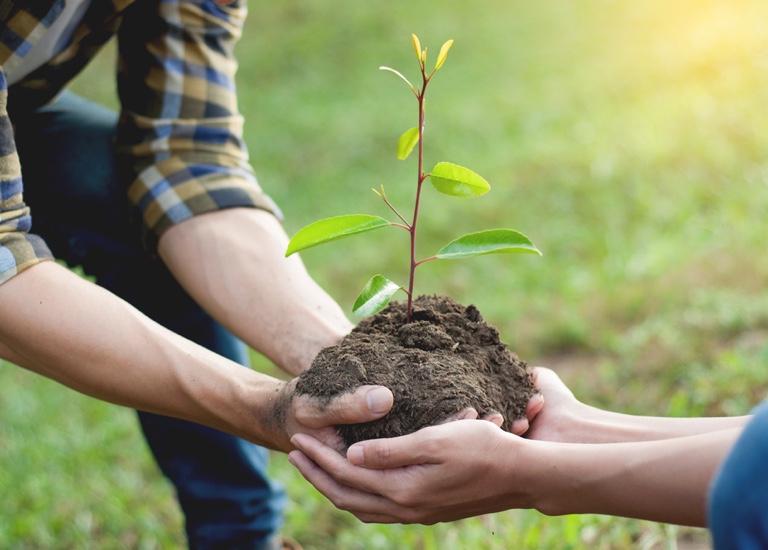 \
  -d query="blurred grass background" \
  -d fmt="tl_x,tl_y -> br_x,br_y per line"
2,0 -> 768,547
